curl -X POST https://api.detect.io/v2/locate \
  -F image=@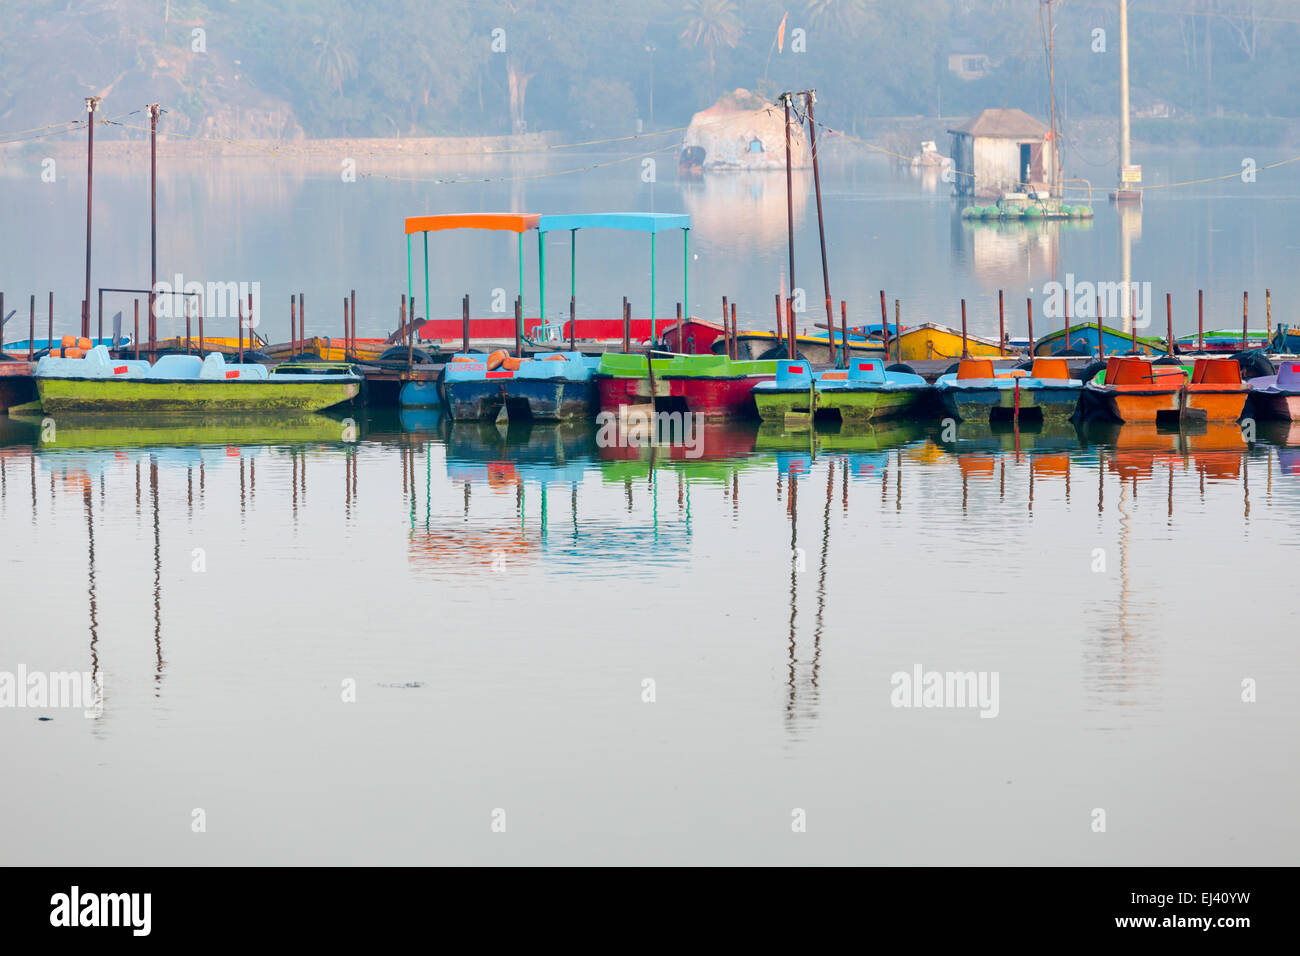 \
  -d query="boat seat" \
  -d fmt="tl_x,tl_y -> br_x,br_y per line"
819,370 -> 848,381
1029,358 -> 1070,381
1277,363 -> 1300,387
1191,358 -> 1242,385
847,359 -> 886,384
775,360 -> 813,387
147,354 -> 204,380
956,359 -> 995,380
